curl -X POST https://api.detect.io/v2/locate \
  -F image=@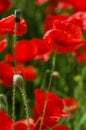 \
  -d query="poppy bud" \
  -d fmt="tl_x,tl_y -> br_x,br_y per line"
14,9 -> 21,23
52,71 -> 60,78
13,74 -> 24,87
45,70 -> 60,78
